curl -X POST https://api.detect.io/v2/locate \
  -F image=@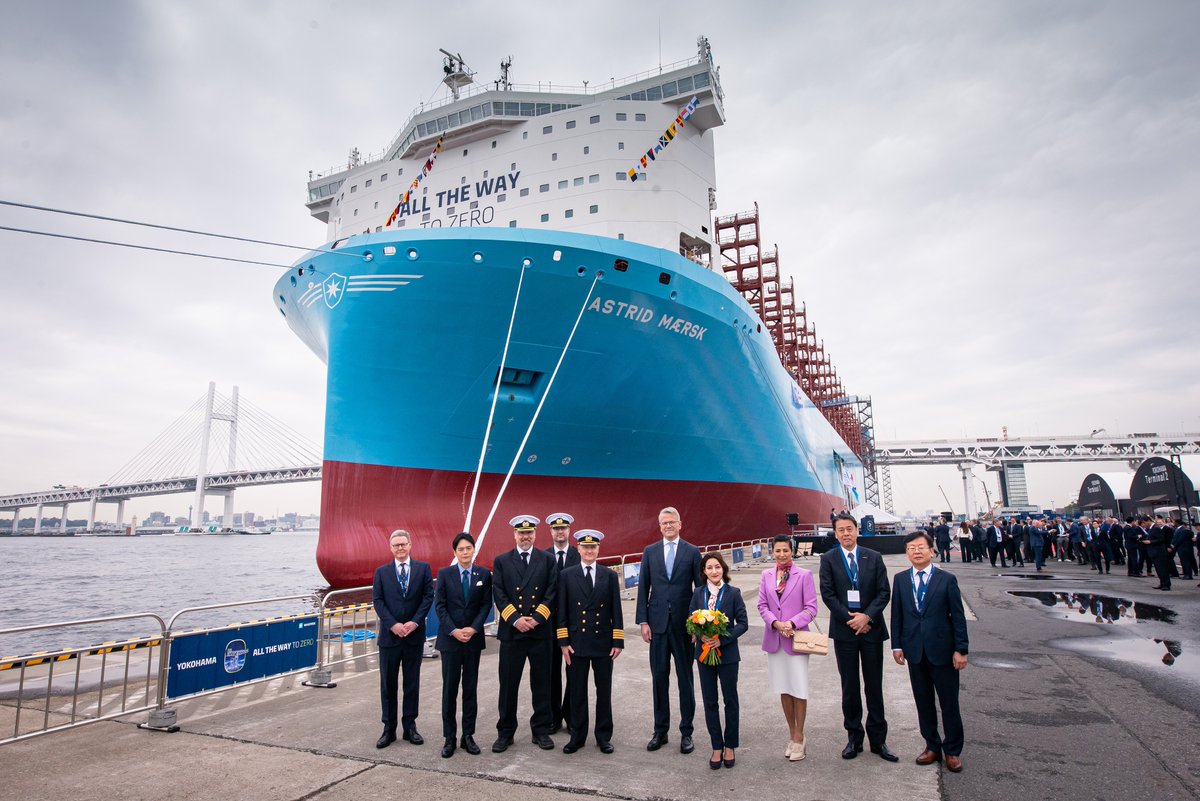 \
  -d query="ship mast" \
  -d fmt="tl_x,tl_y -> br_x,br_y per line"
439,48 -> 475,100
